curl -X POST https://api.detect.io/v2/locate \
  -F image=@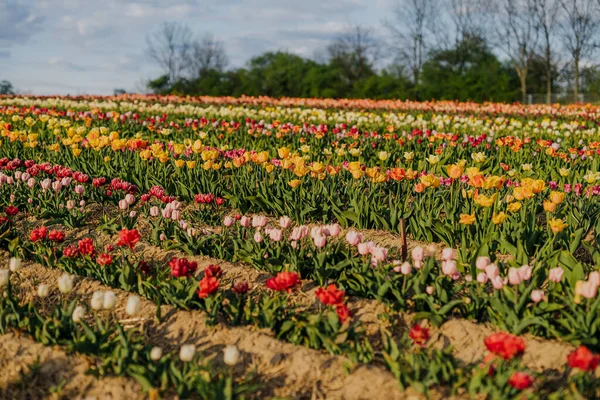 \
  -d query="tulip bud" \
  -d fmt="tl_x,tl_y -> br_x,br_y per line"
57,273 -> 74,293
476,256 -> 490,270
223,345 -> 240,366
0,269 -> 9,287
91,291 -> 104,310
72,305 -> 85,323
37,284 -> 50,298
425,286 -> 434,295
441,248 -> 454,261
9,257 -> 21,272
279,216 -> 292,229
150,346 -> 163,361
179,344 -> 196,362
126,294 -> 141,316
103,291 -> 117,309
531,290 -> 544,303
548,267 -> 564,283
